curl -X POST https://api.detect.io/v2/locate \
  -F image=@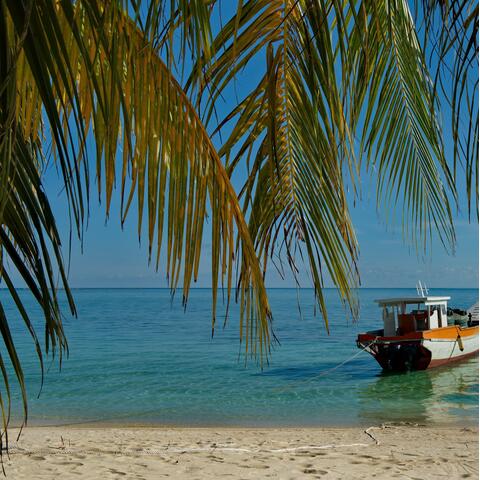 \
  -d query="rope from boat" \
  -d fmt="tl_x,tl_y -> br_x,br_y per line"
271,337 -> 380,393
